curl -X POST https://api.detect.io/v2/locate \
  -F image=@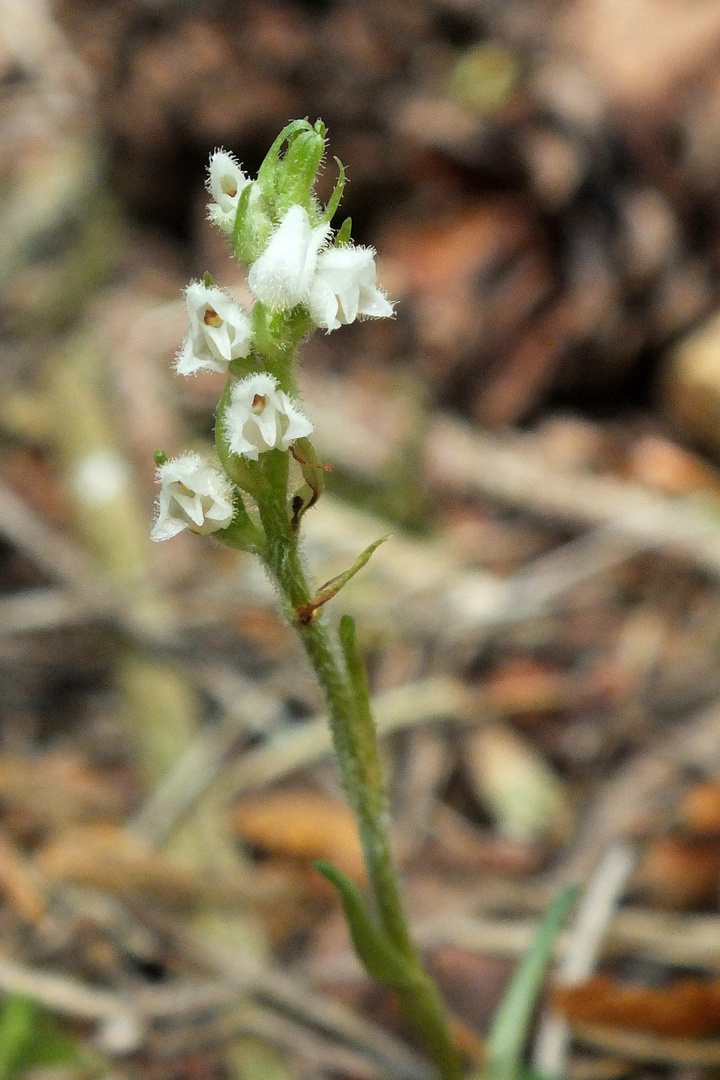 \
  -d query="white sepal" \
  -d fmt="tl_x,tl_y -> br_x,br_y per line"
206,149 -> 251,233
151,453 -> 235,541
176,282 -> 252,376
308,245 -> 394,331
223,372 -> 313,460
247,205 -> 330,310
